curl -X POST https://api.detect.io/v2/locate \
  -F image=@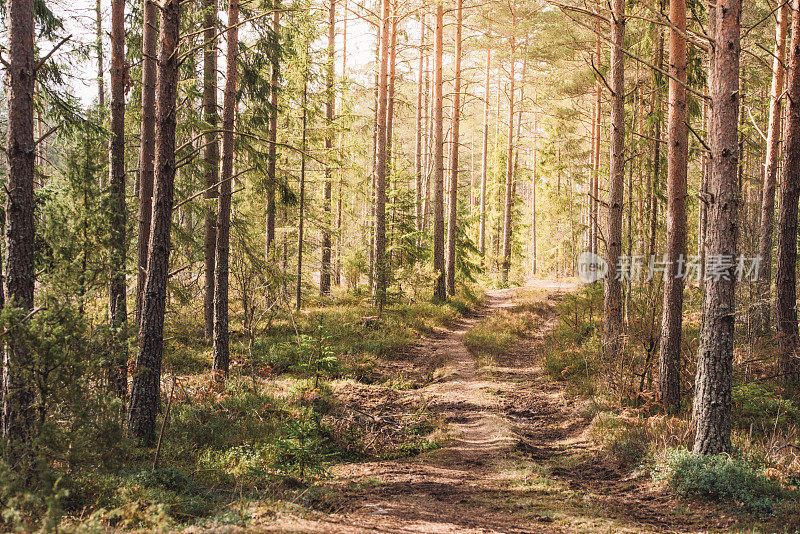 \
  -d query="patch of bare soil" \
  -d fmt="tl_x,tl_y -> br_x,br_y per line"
247,283 -> 757,533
